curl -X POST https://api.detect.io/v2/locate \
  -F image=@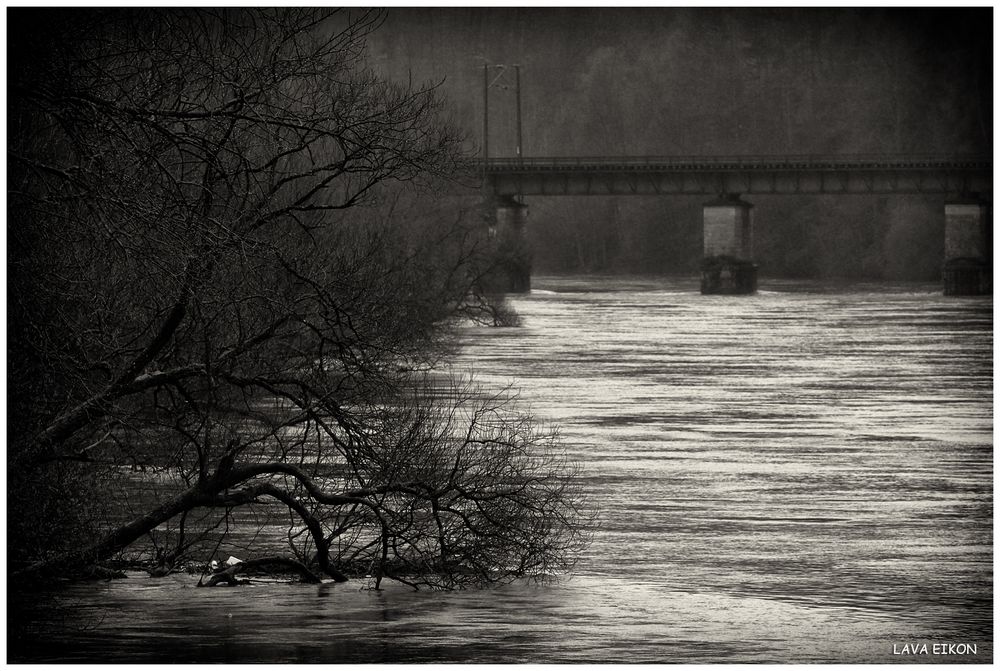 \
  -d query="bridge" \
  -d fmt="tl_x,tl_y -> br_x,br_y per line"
473,155 -> 992,296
